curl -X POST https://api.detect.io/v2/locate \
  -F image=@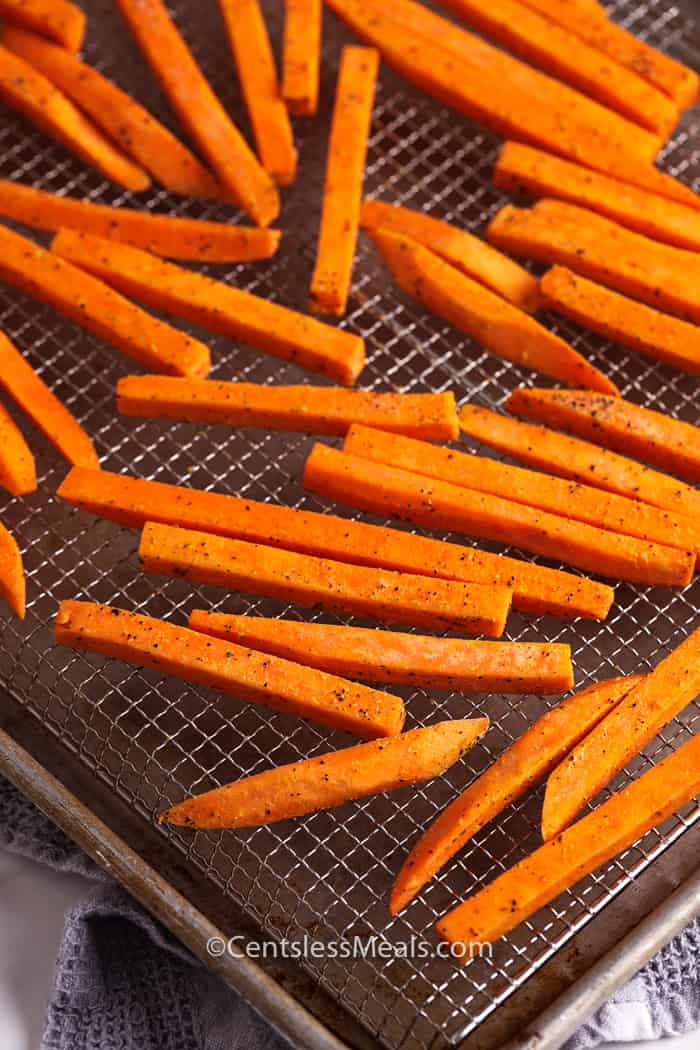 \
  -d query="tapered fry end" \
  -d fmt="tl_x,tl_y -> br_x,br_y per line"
540,791 -> 569,842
